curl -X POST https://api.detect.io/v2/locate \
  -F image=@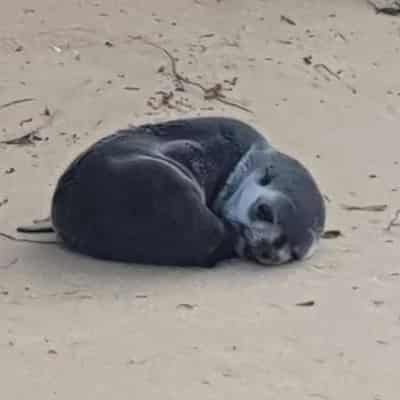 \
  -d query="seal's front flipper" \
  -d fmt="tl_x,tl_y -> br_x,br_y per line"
17,217 -> 54,233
